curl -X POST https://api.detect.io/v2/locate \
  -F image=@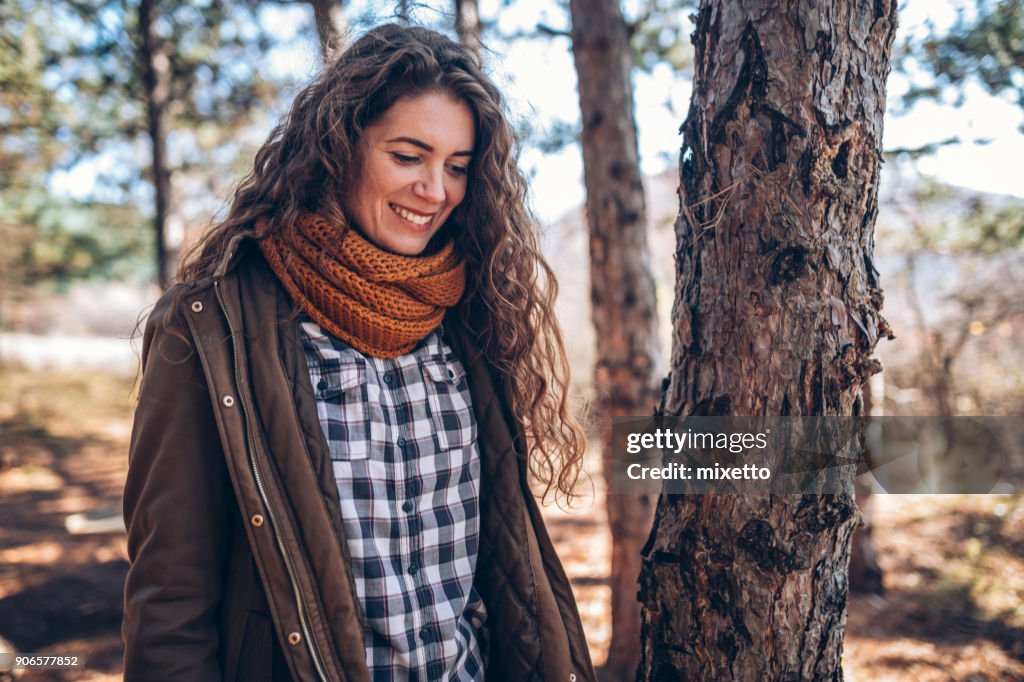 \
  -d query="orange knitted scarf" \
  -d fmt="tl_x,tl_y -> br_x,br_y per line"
259,213 -> 466,358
